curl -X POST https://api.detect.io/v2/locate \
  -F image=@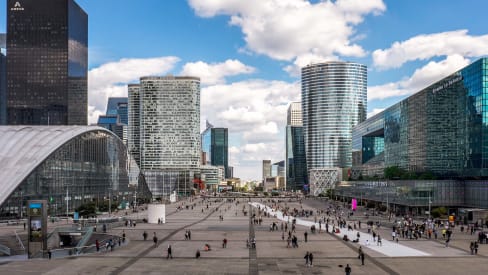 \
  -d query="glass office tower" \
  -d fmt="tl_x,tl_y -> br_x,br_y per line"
302,62 -> 367,169
353,58 -> 488,178
6,0 -> 88,125
211,128 -> 229,178
286,125 -> 308,190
